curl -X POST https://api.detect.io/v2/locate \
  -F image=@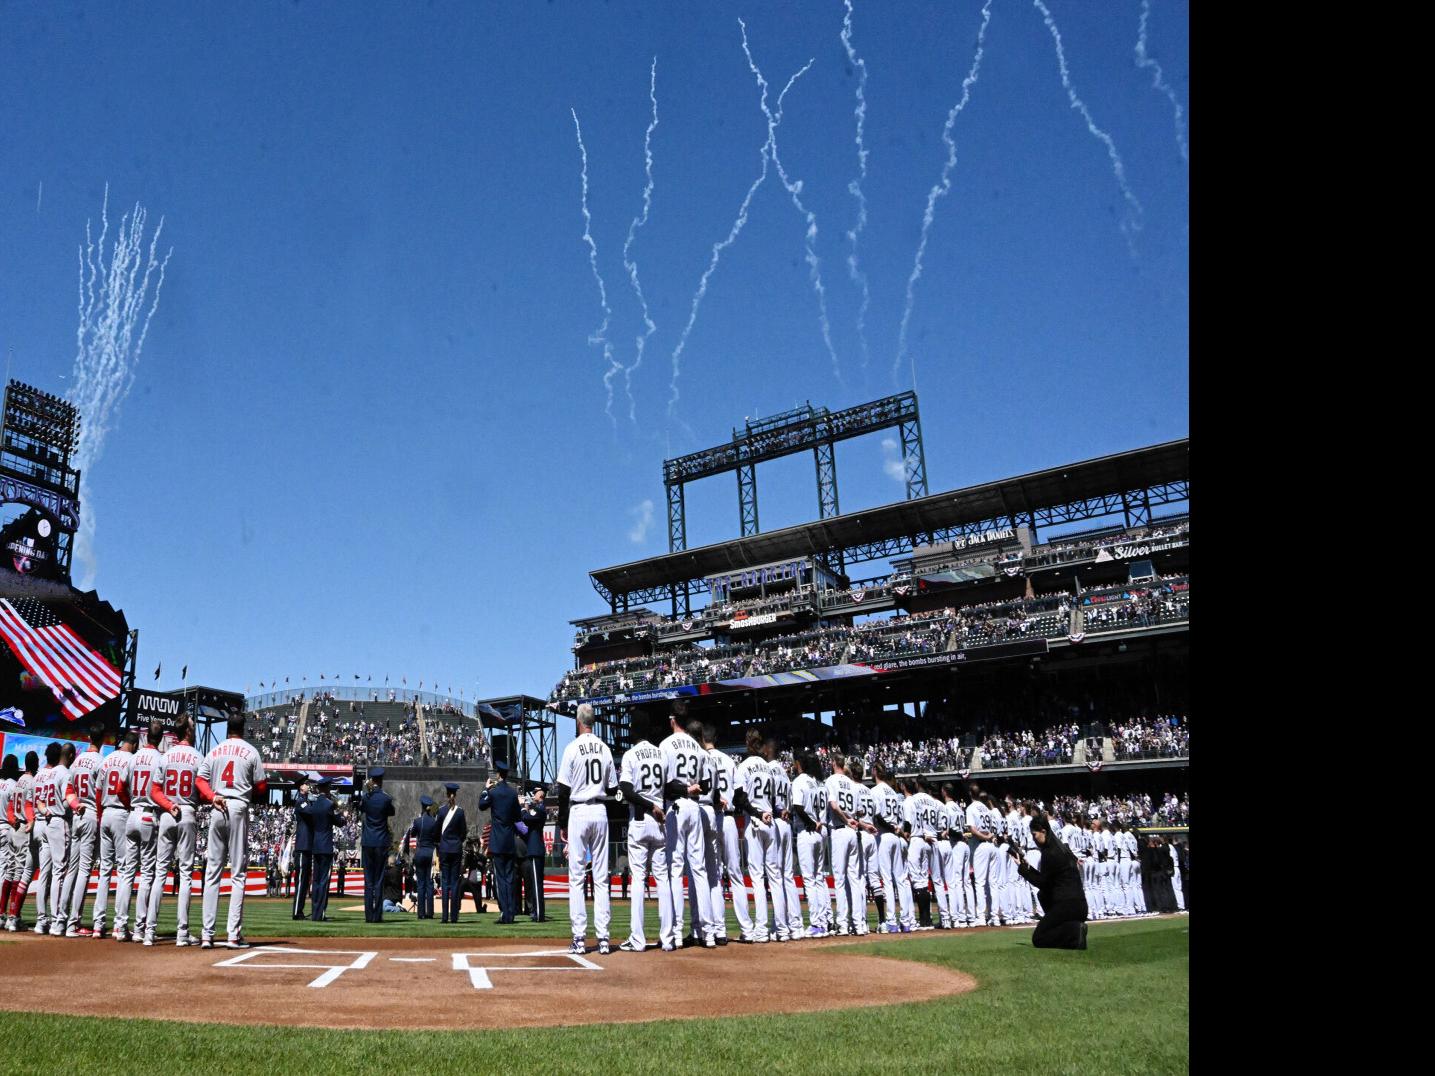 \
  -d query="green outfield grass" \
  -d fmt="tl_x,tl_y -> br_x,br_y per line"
0,901 -> 1188,1075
